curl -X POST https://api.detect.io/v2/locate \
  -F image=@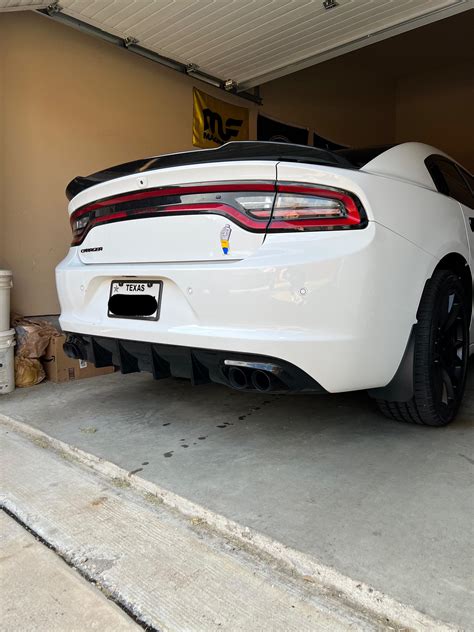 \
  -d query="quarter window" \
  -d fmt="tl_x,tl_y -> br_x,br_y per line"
459,167 -> 474,196
425,156 -> 474,209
